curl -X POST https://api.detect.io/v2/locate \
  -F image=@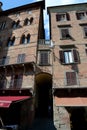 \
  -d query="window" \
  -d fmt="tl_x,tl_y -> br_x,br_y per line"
21,35 -> 26,44
12,21 -> 16,29
39,51 -> 50,65
12,20 -> 20,29
21,34 -> 30,44
7,36 -> 15,47
66,72 -> 77,86
17,54 -> 25,63
56,13 -> 70,21
16,20 -> 20,28
83,26 -> 87,37
10,74 -> 23,88
24,18 -> 30,26
16,12 -> 20,17
24,17 -> 33,26
26,10 -> 32,14
2,56 -> 10,65
30,17 -> 33,24
76,12 -> 87,20
27,34 -> 30,43
59,49 -> 79,64
0,21 -> 6,30
60,28 -> 71,39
